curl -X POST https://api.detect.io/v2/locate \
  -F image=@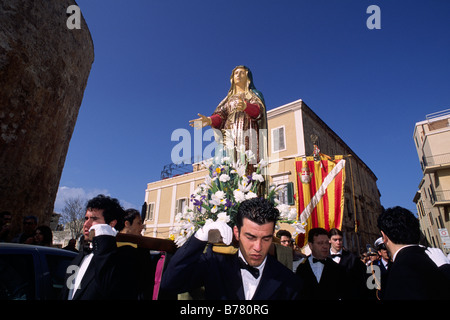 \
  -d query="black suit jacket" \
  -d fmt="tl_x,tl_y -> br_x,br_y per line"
329,250 -> 368,299
295,256 -> 347,300
61,235 -> 139,300
383,245 -> 450,300
161,236 -> 303,300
